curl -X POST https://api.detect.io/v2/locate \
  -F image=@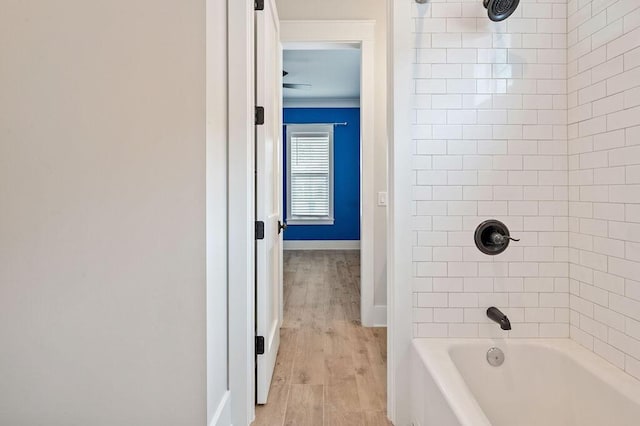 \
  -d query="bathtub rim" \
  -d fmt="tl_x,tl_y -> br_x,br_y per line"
412,338 -> 640,426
